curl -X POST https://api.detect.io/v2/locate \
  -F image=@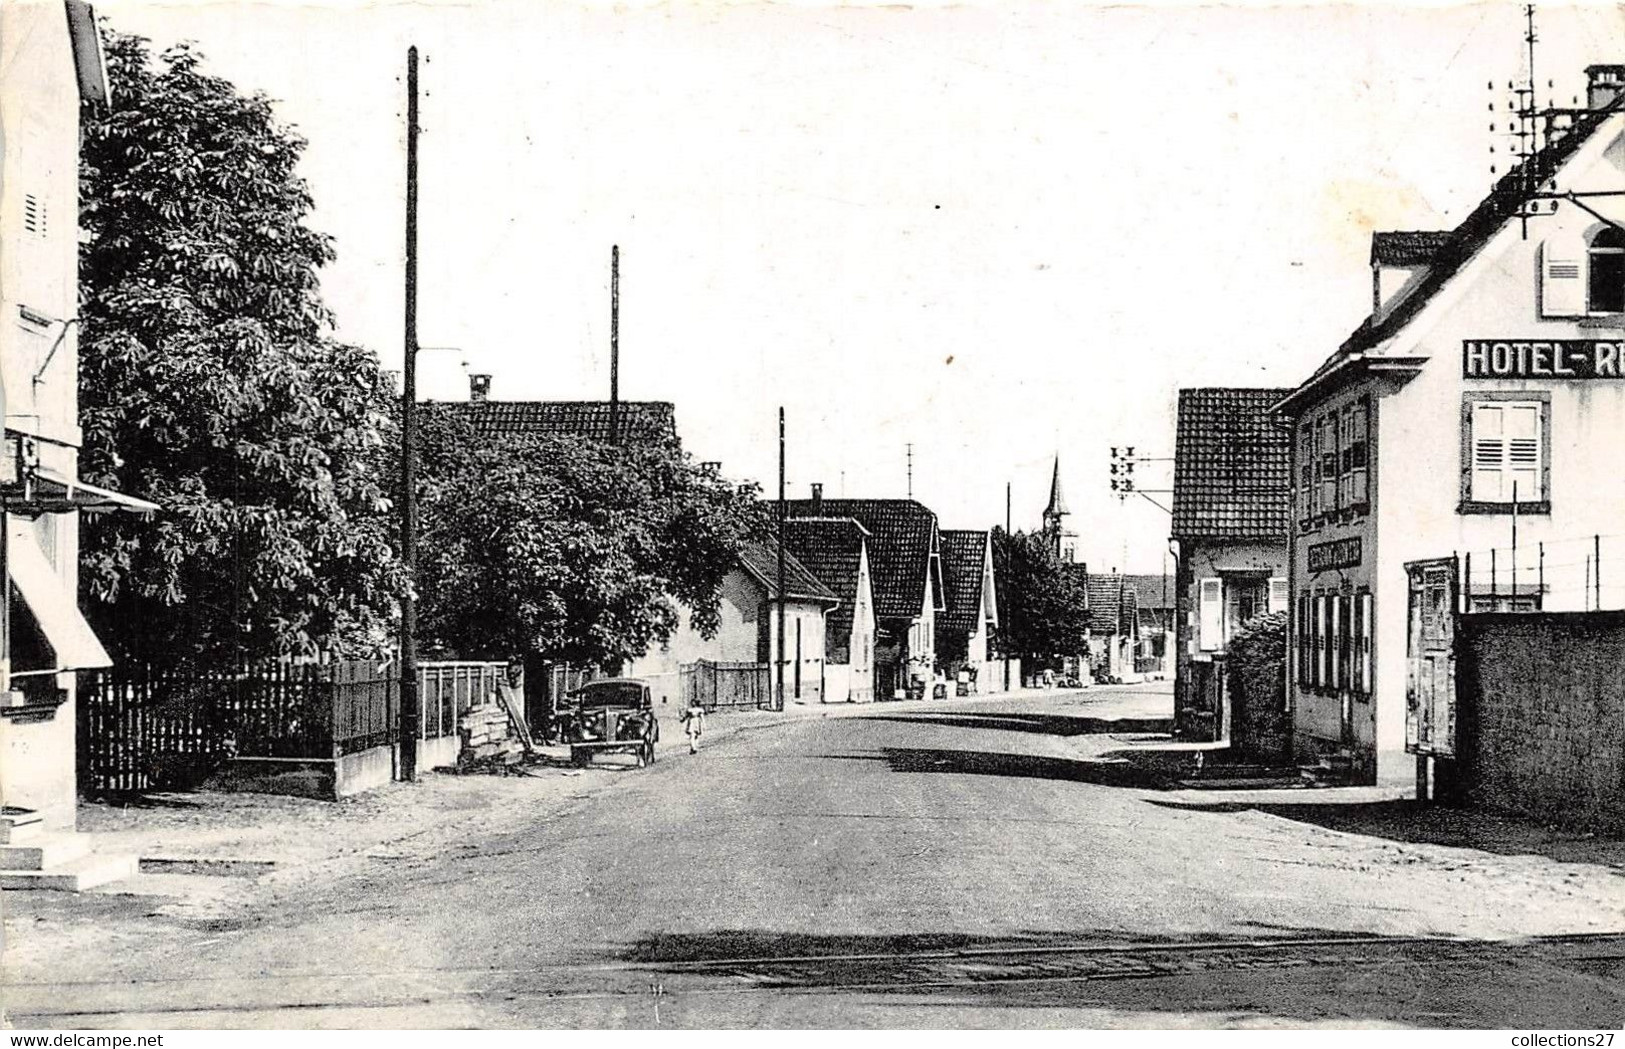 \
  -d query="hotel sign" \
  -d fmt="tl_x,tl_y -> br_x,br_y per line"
1308,537 -> 1362,573
1463,340 -> 1625,378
